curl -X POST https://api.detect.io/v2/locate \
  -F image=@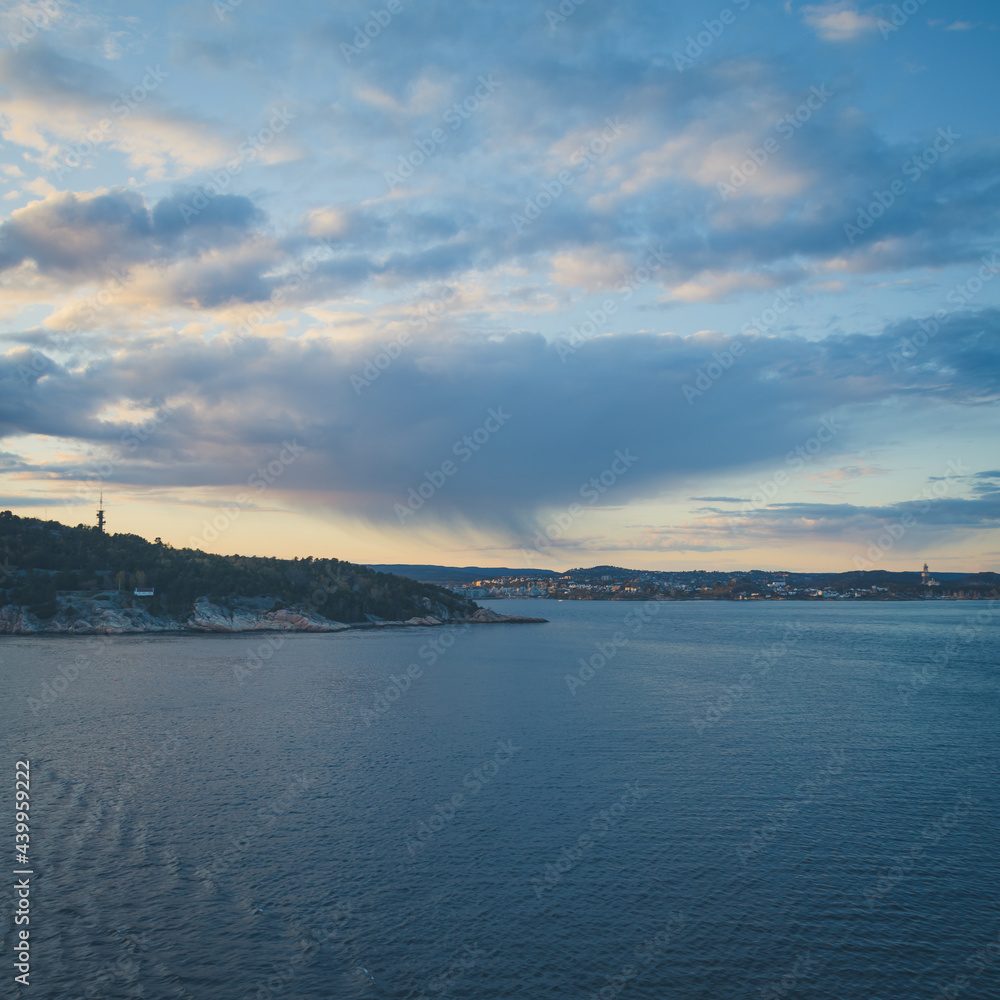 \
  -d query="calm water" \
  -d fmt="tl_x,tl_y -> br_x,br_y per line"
2,599 -> 999,999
